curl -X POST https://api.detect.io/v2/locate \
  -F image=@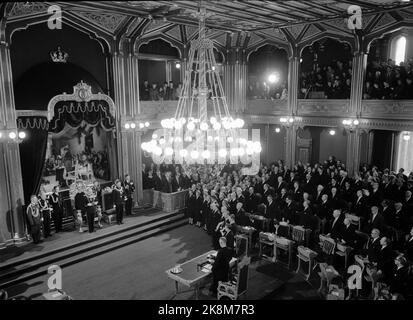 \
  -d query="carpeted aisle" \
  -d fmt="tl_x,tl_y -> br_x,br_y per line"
5,225 -> 321,300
